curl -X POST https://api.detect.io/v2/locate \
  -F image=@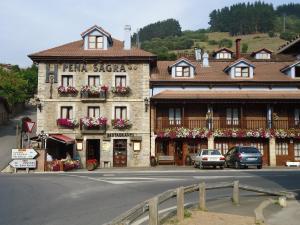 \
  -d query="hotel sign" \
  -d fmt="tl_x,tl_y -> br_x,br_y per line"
62,63 -> 127,73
